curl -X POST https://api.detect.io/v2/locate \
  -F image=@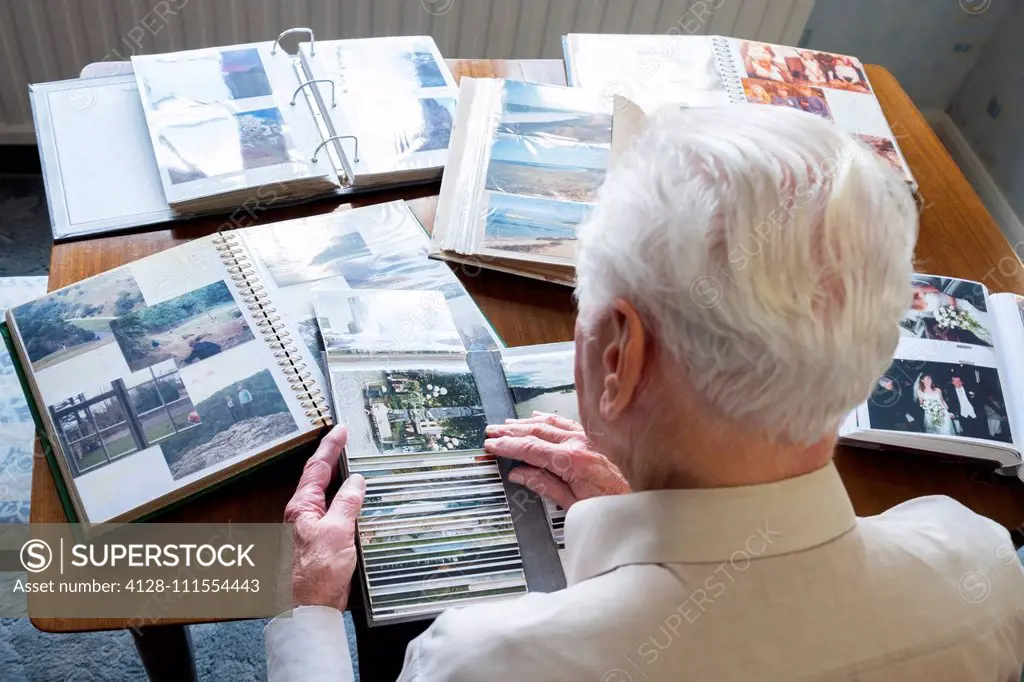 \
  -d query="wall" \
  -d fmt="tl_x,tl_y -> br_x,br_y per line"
948,1 -> 1024,222
801,0 -> 1010,111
